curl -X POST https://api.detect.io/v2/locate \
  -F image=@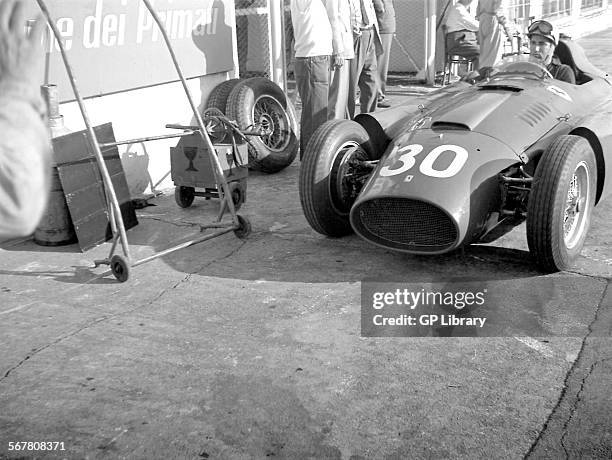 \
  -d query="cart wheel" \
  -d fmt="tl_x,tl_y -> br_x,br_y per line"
175,186 -> 195,208
234,215 -> 252,239
229,182 -> 245,211
110,255 -> 130,283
